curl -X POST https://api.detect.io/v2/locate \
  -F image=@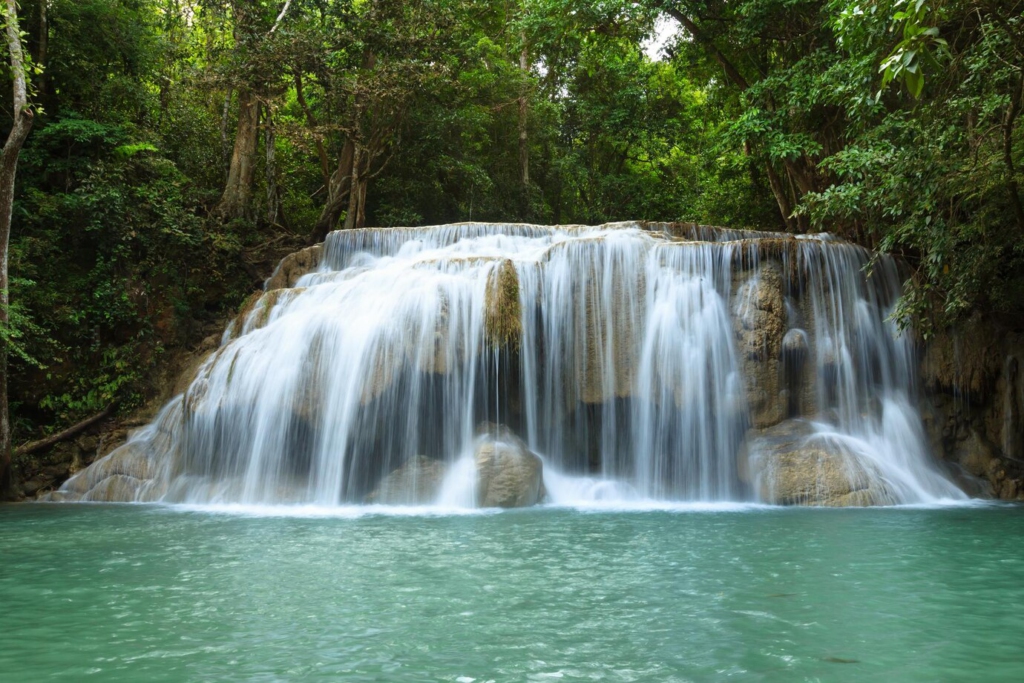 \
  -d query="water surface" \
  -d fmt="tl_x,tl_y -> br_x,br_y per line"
2,503 -> 1022,682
